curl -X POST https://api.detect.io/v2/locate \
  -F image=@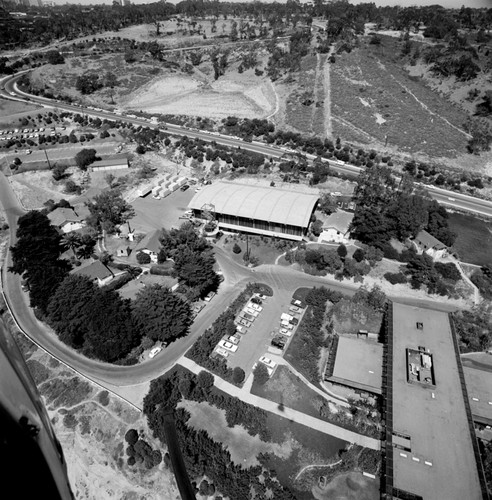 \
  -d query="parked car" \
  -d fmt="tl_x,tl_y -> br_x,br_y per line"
244,307 -> 259,317
218,340 -> 238,352
180,184 -> 190,191
259,356 -> 277,369
240,312 -> 256,322
289,306 -> 301,313
271,337 -> 286,349
279,328 -> 292,336
236,325 -> 247,334
235,317 -> 251,328
149,346 -> 162,359
291,299 -> 304,308
280,321 -> 293,330
248,302 -> 263,312
250,296 -> 262,305
204,291 -> 215,302
254,293 -> 267,301
228,335 -> 240,345
215,347 -> 229,358
290,317 -> 299,325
